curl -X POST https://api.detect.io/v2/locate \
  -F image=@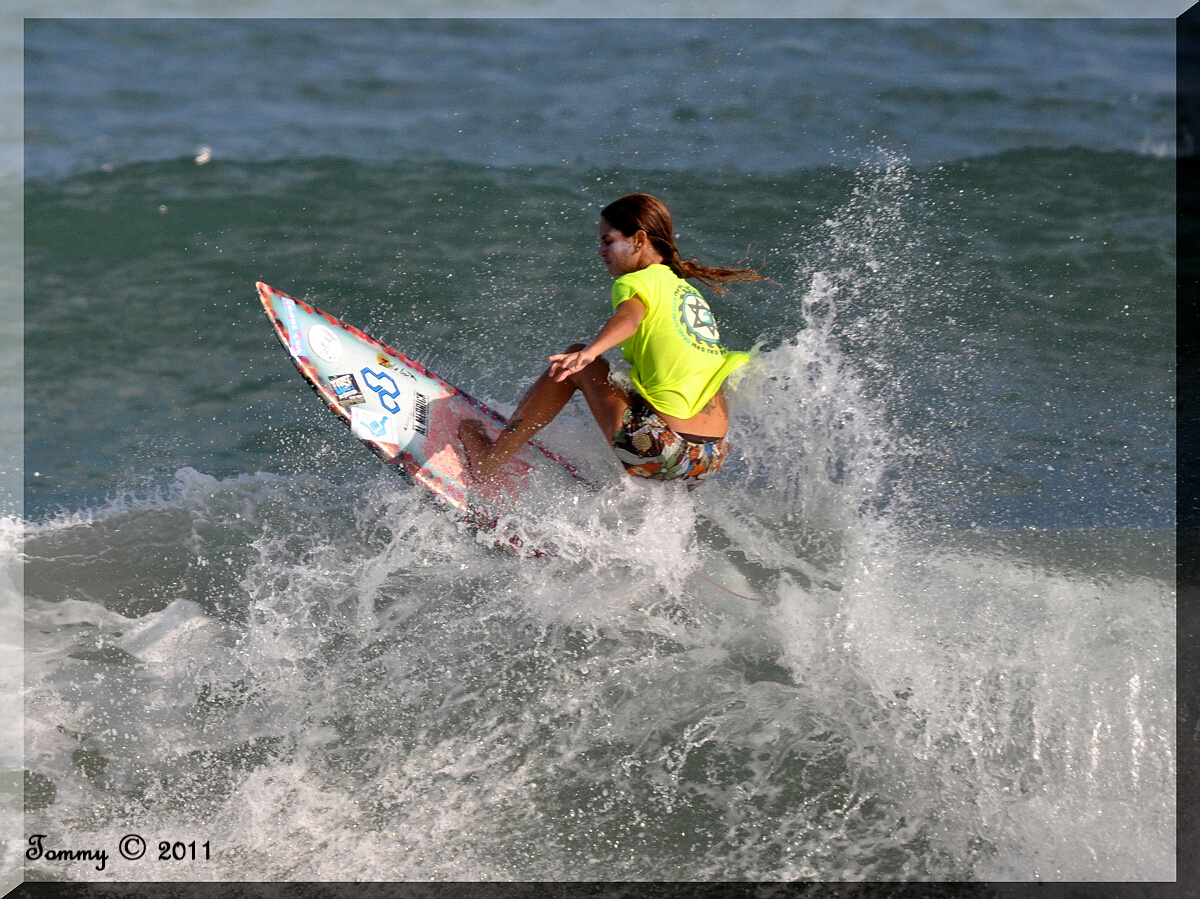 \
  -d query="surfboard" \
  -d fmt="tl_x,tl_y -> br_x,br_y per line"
257,282 -> 590,550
